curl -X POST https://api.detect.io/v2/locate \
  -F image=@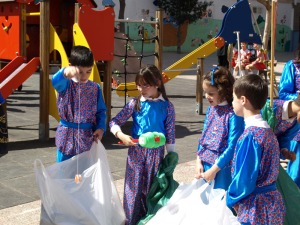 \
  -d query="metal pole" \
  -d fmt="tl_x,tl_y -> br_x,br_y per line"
155,9 -> 163,72
234,31 -> 241,76
196,58 -> 204,115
